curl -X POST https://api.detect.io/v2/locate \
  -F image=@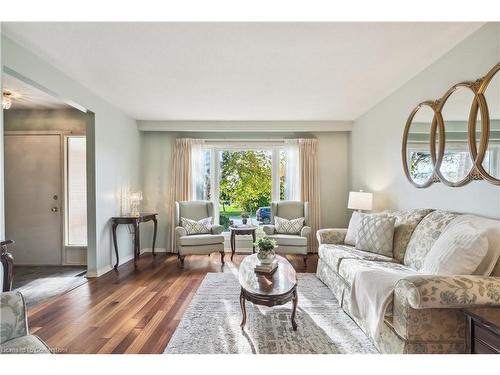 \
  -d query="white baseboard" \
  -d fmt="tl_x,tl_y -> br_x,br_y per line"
86,253 -> 135,278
